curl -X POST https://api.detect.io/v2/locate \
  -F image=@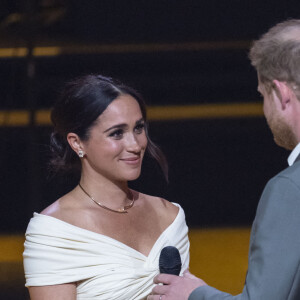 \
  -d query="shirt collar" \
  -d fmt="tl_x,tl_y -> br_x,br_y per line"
288,142 -> 300,166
